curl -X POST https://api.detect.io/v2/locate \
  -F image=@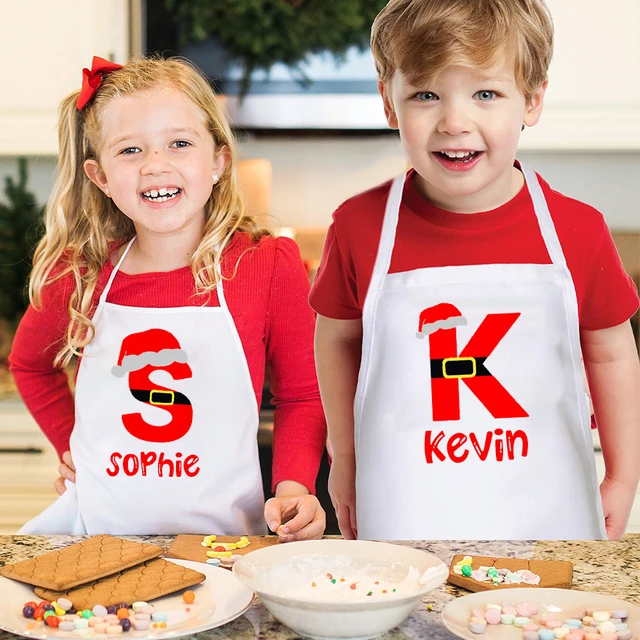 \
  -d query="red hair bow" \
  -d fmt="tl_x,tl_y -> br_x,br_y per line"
76,56 -> 124,110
